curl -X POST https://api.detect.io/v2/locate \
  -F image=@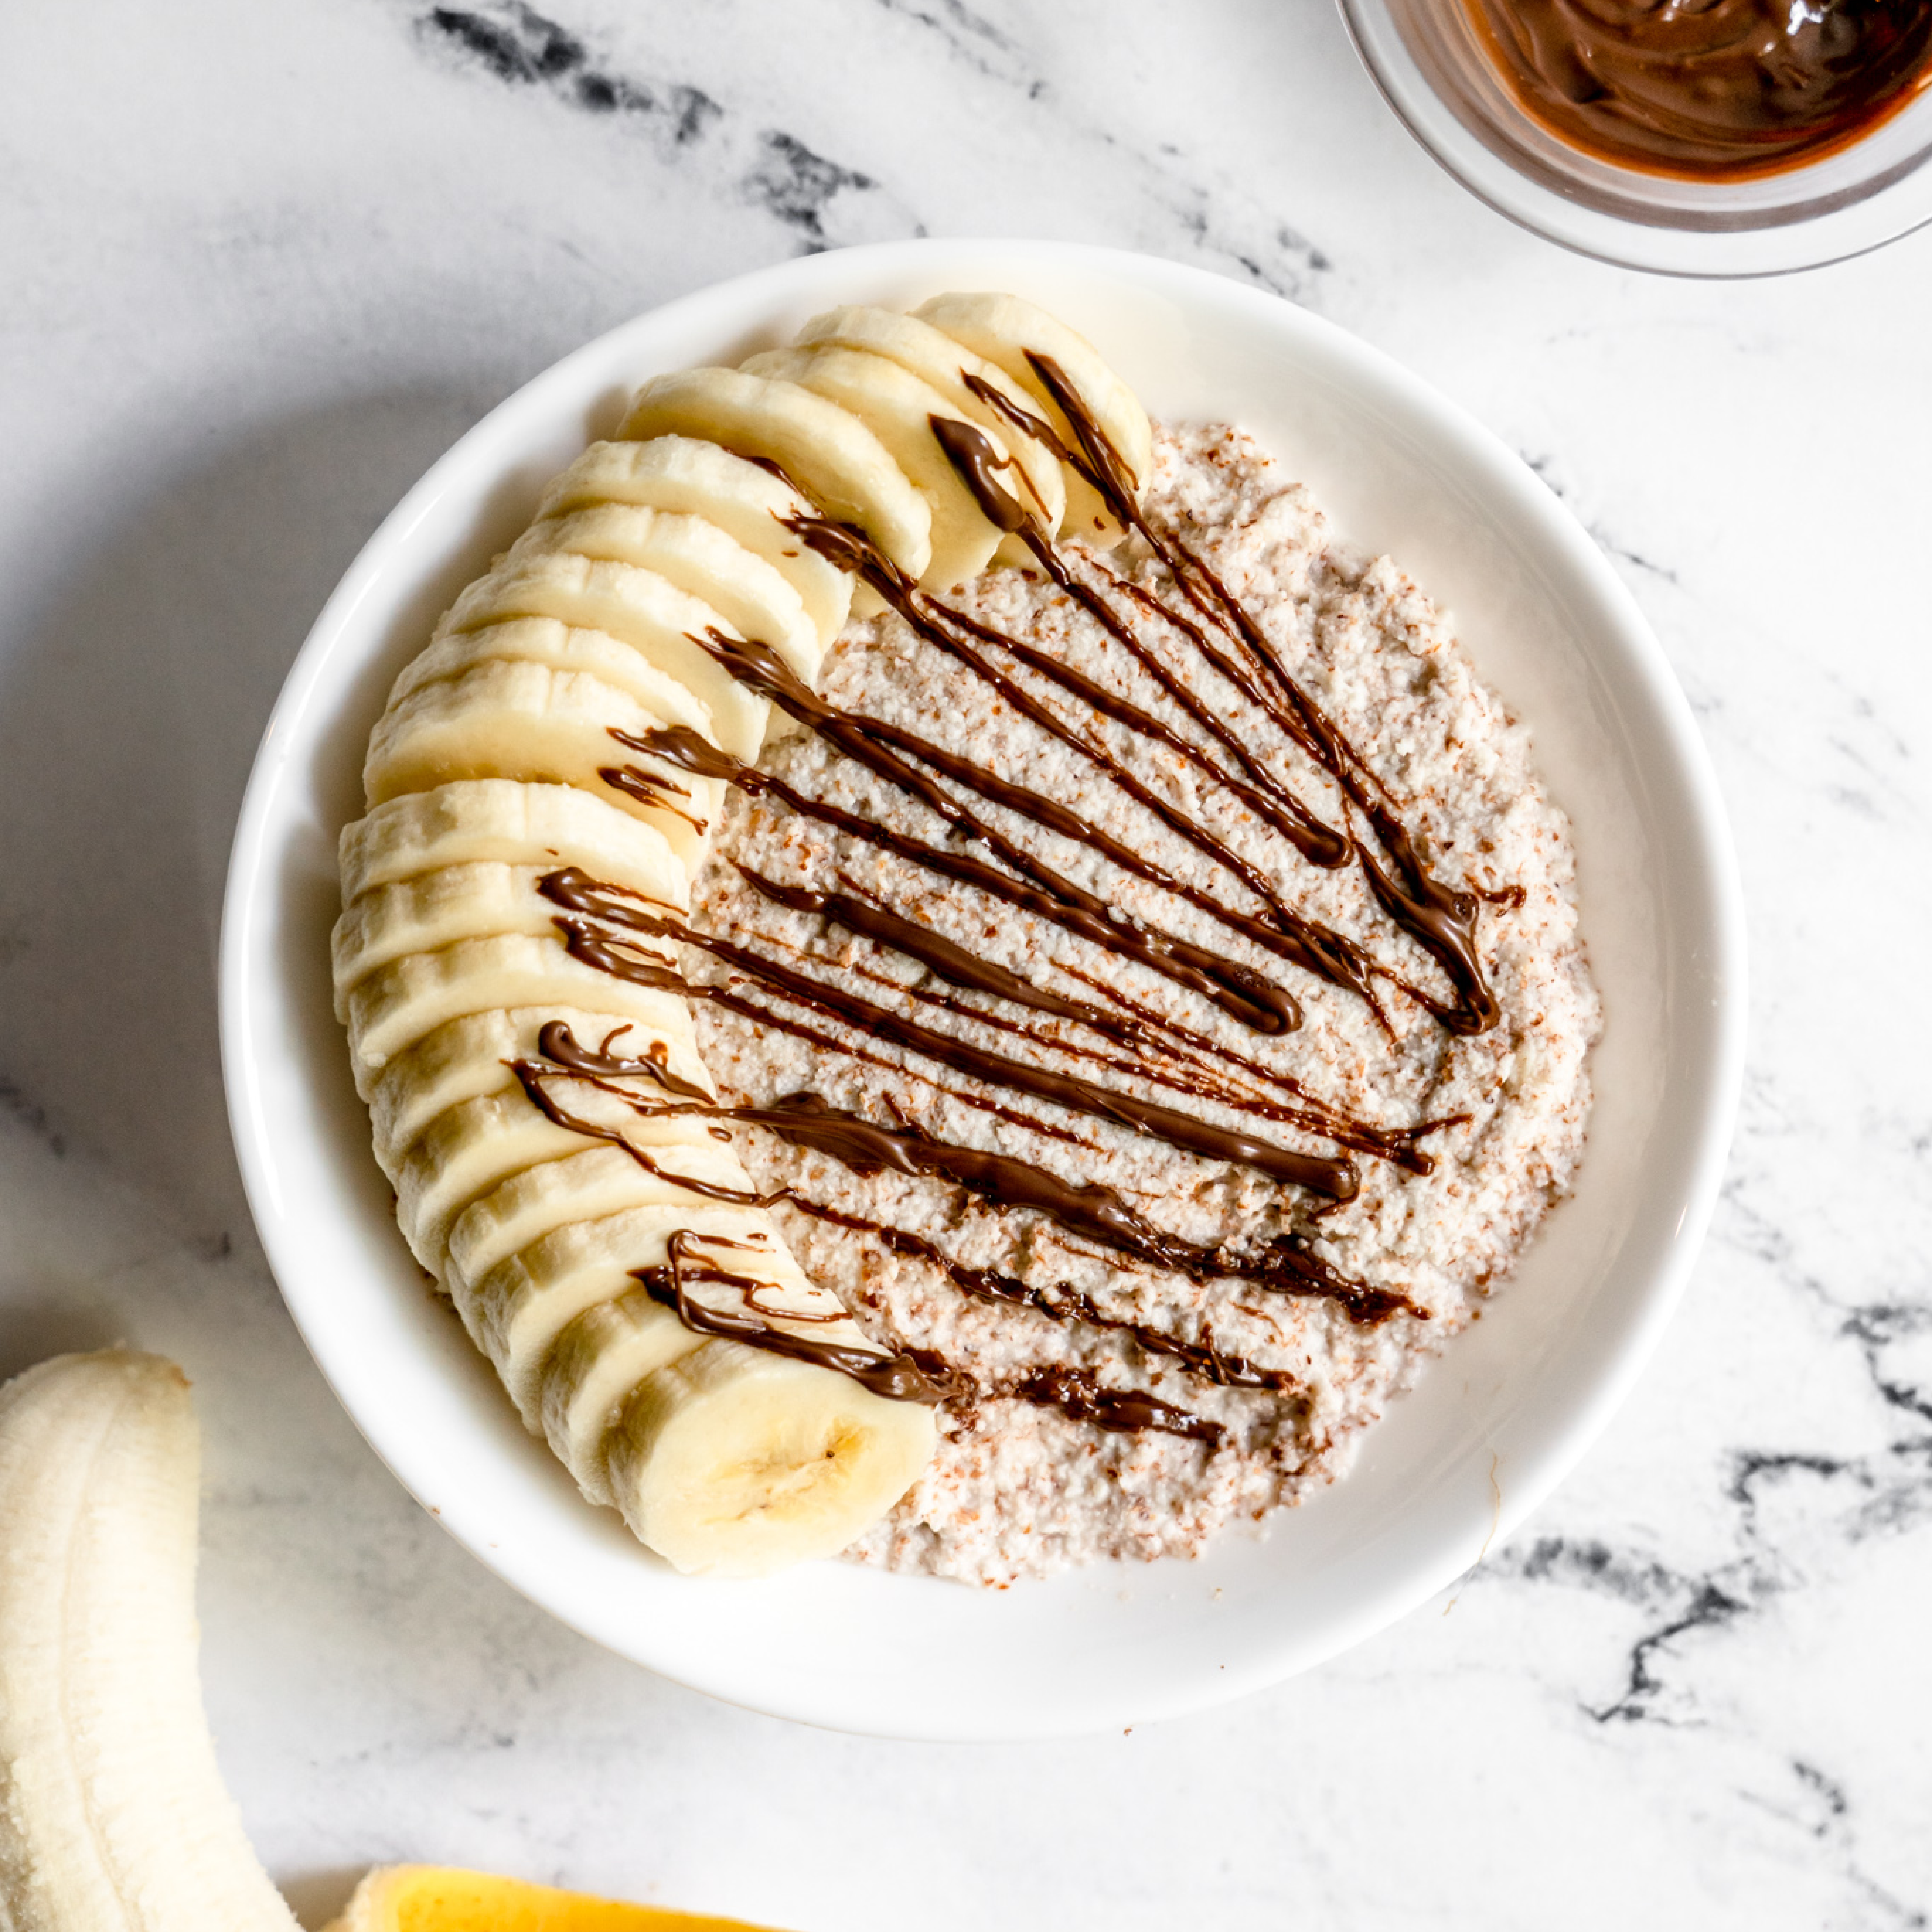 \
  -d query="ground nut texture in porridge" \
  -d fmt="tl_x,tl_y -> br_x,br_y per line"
679,422 -> 1600,1587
